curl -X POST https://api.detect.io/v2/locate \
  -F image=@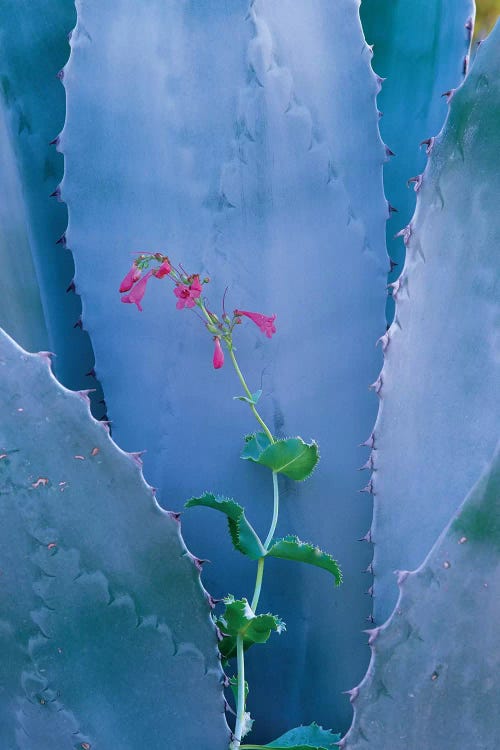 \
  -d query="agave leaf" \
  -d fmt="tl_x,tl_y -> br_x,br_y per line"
61,0 -> 387,734
0,328 -> 228,749
343,445 -> 500,749
185,493 -> 267,560
0,1 -> 101,405
267,536 -> 342,585
369,19 -> 500,624
360,0 -> 474,319
0,106 -> 48,352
